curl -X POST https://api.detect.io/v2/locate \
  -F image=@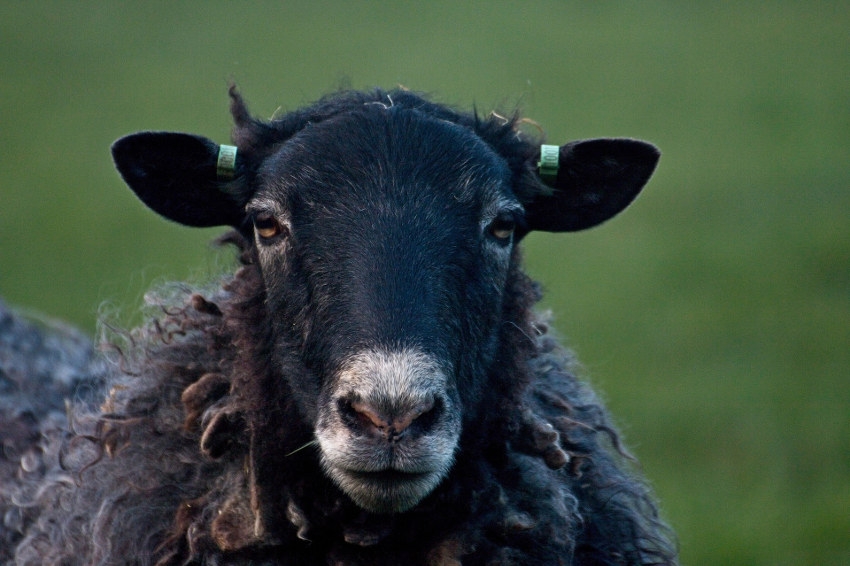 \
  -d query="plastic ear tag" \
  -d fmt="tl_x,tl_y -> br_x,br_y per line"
537,144 -> 560,186
217,145 -> 237,179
